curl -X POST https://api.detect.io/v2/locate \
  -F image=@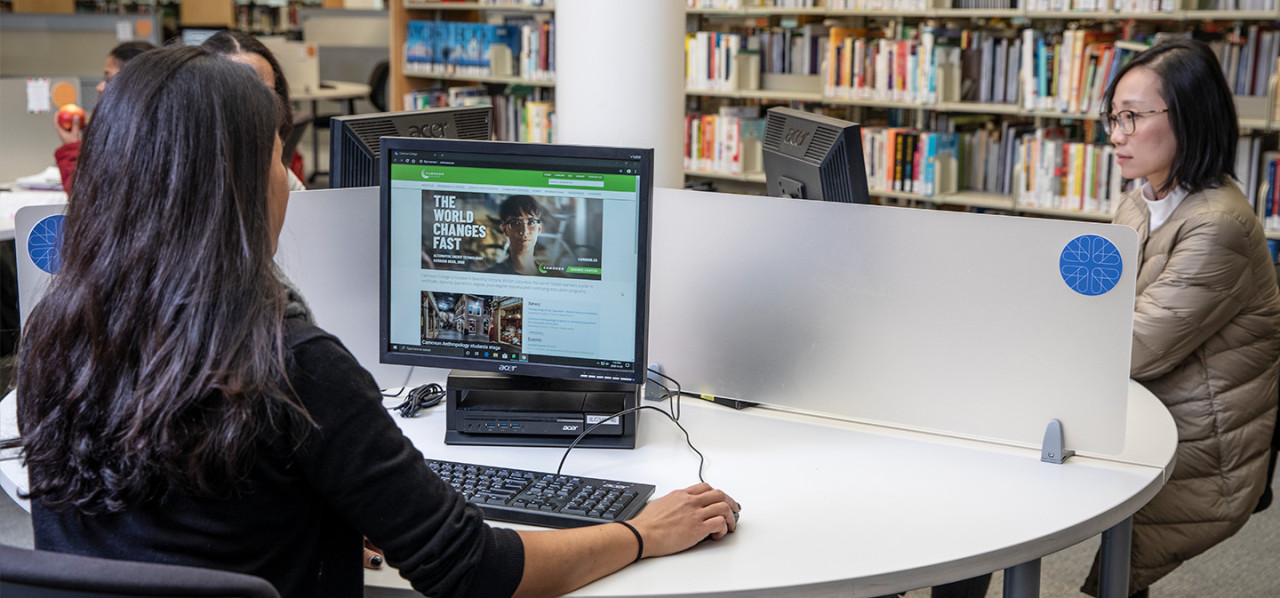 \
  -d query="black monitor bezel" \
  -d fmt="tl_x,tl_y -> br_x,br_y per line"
378,136 -> 654,385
